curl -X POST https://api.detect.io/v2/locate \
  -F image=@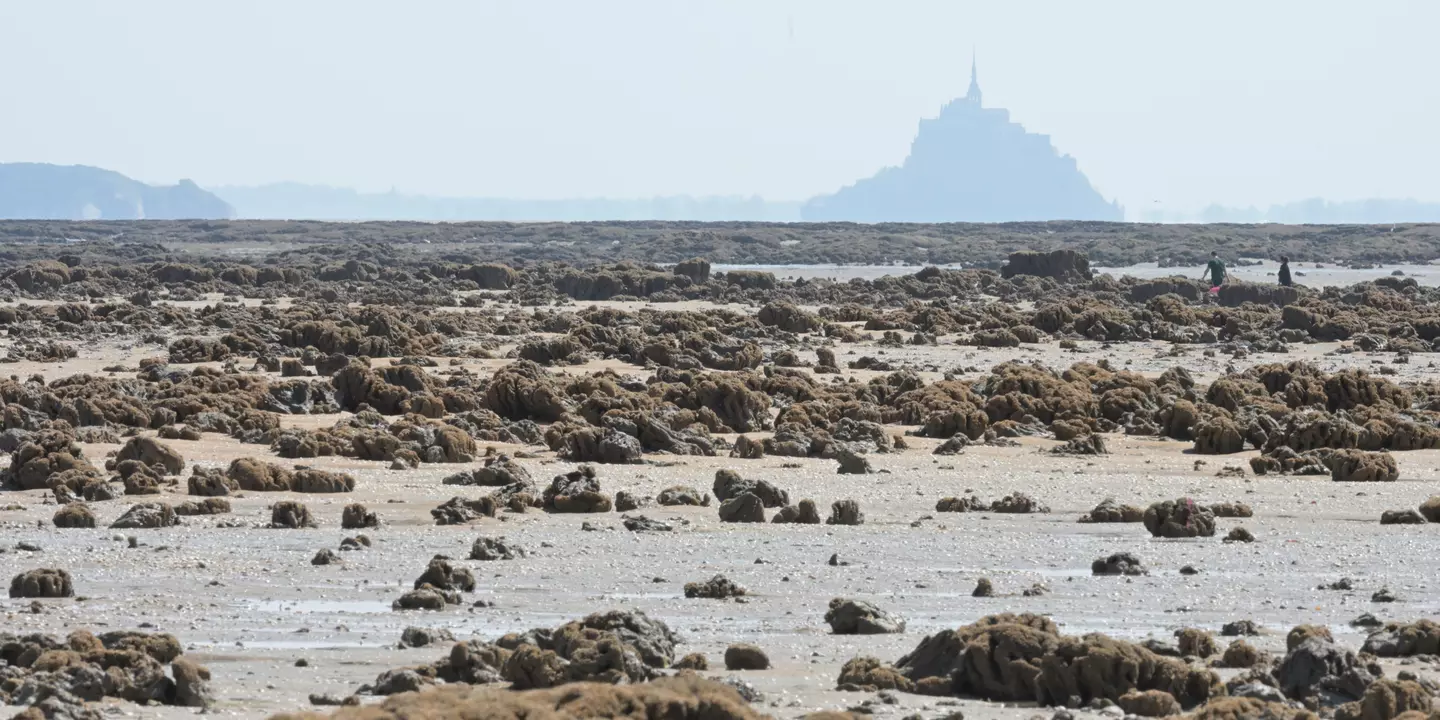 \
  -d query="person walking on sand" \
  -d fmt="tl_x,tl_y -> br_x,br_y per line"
1201,251 -> 1226,289
1277,256 -> 1293,287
